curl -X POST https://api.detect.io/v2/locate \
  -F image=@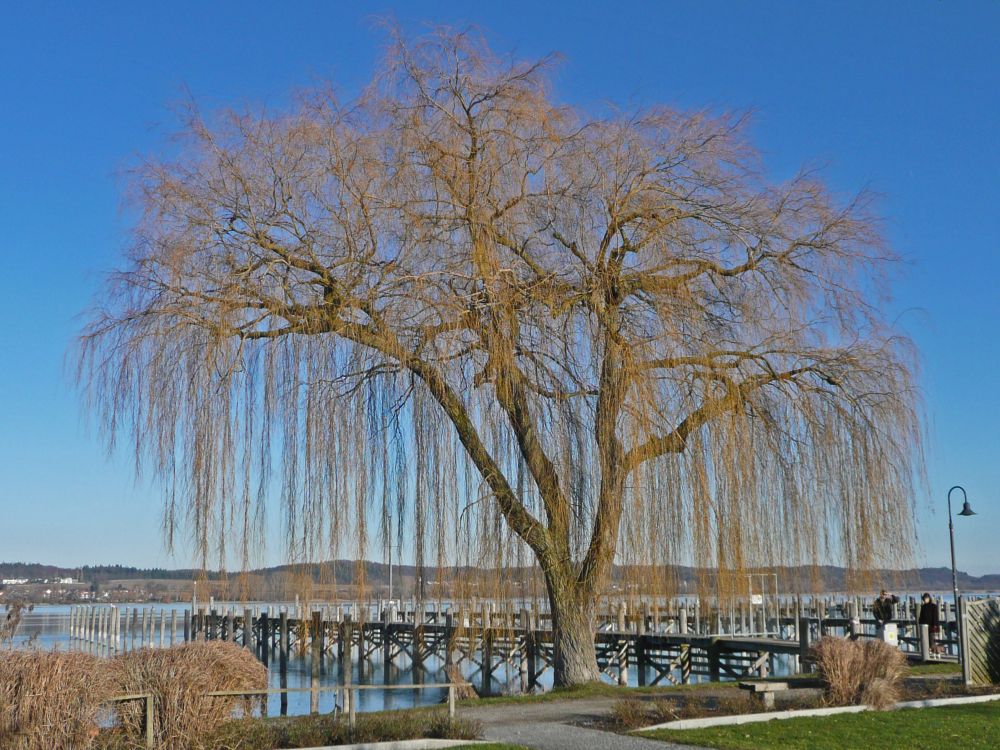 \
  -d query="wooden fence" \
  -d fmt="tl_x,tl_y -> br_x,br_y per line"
961,596 -> 1000,686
